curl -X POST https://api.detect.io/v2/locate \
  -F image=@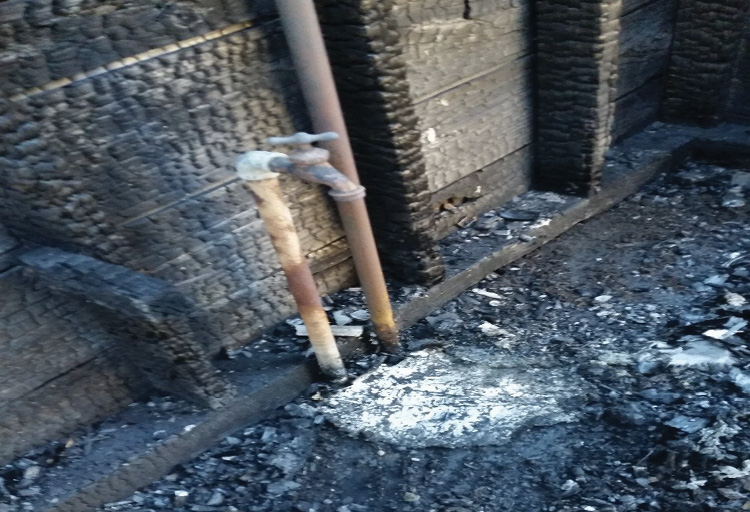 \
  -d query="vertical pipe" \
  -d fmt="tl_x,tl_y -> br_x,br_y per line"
335,199 -> 399,347
274,0 -> 401,351
244,177 -> 346,380
274,0 -> 359,184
